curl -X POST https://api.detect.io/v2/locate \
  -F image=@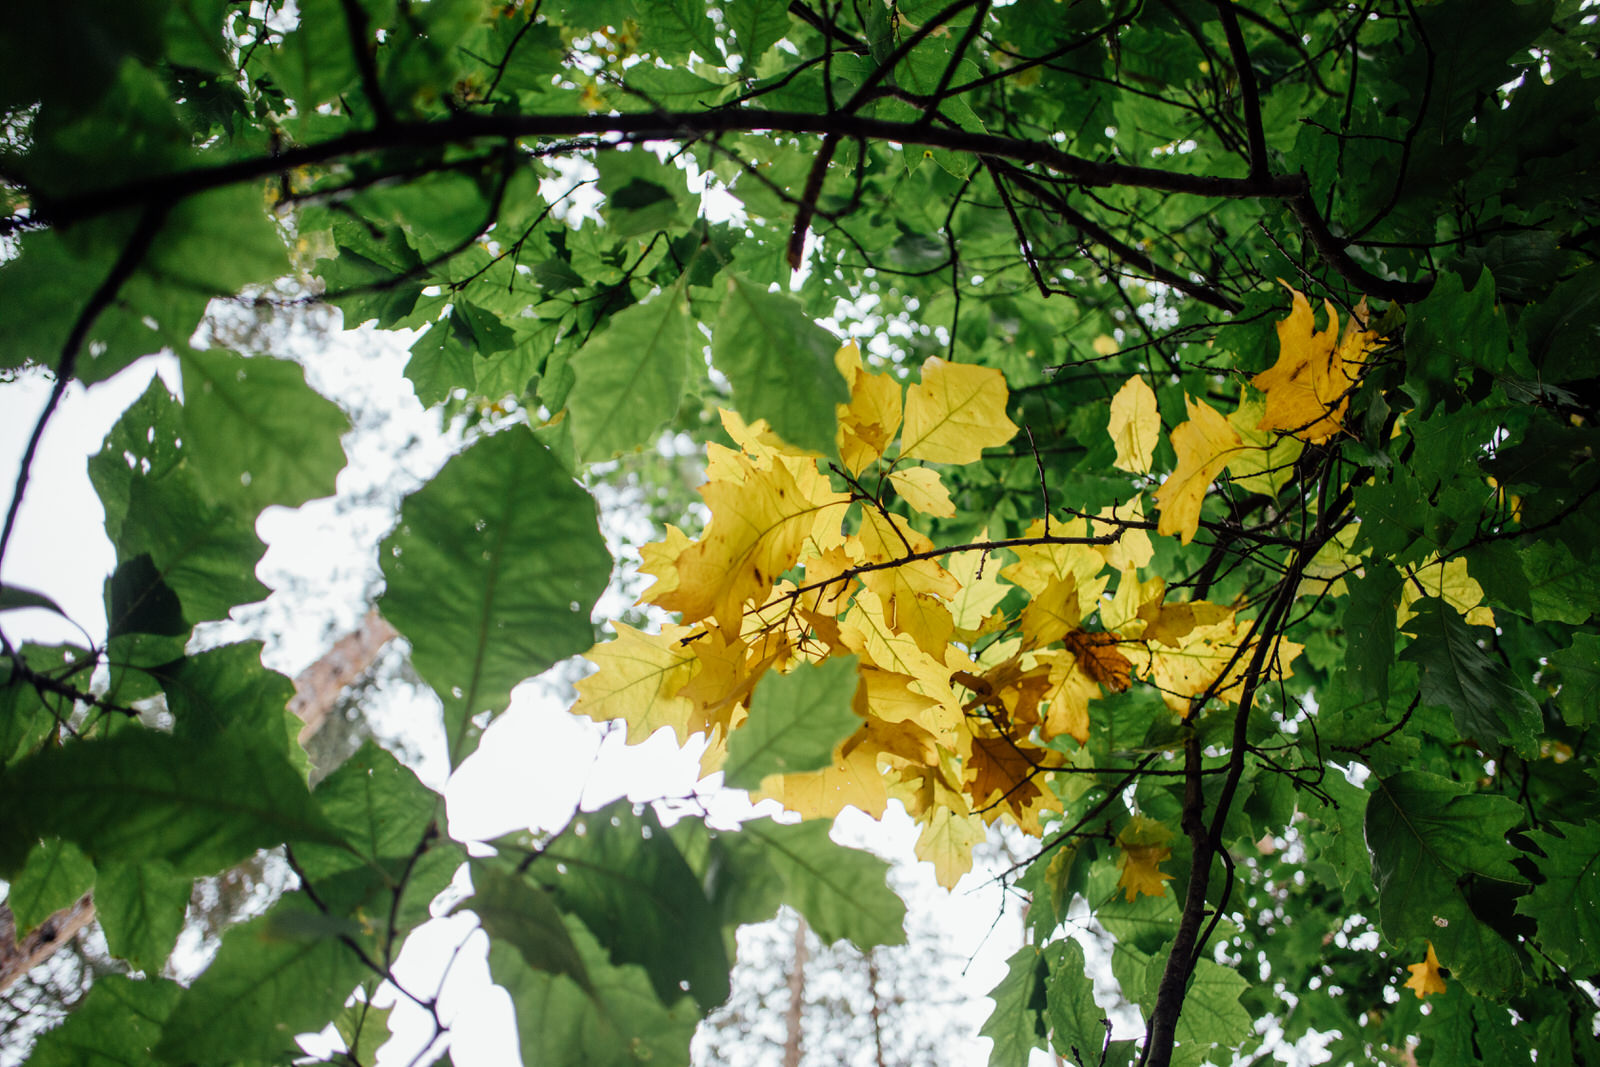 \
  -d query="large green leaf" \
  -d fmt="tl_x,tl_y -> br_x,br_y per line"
5,838 -> 95,936
529,801 -> 729,1011
291,740 -> 450,924
1515,820 -> 1600,974
1400,598 -> 1541,757
467,860 -> 593,992
711,274 -> 849,455
1549,632 -> 1600,726
0,730 -> 341,875
154,642 -> 302,761
89,379 -> 269,627
177,347 -> 349,511
723,654 -> 861,789
569,274 -> 693,461
723,0 -> 792,61
94,859 -> 192,974
1045,939 -> 1124,1067
1171,960 -> 1253,1067
489,911 -> 698,1067
155,893 -> 372,1063
380,427 -> 611,762
981,944 -> 1049,1067
1365,771 -> 1525,995
25,974 -> 183,1067
721,817 -> 906,949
